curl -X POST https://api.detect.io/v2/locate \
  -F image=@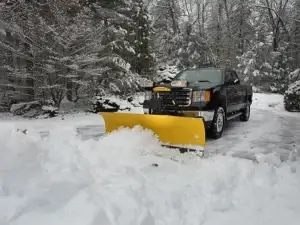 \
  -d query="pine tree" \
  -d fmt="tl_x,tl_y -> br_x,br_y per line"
291,0 -> 300,68
230,0 -> 255,56
129,0 -> 155,77
150,0 -> 181,65
83,0 -> 142,96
